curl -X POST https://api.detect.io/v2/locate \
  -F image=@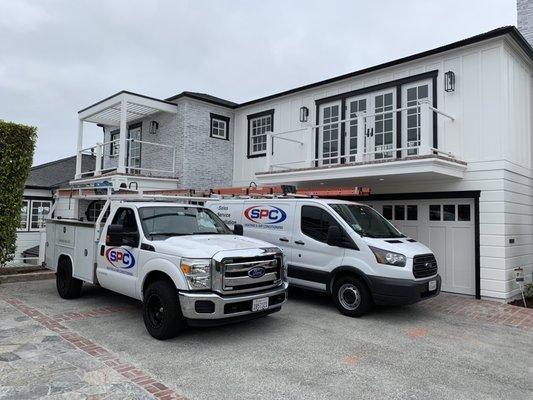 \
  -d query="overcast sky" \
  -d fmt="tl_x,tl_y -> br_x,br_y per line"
0,0 -> 517,165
